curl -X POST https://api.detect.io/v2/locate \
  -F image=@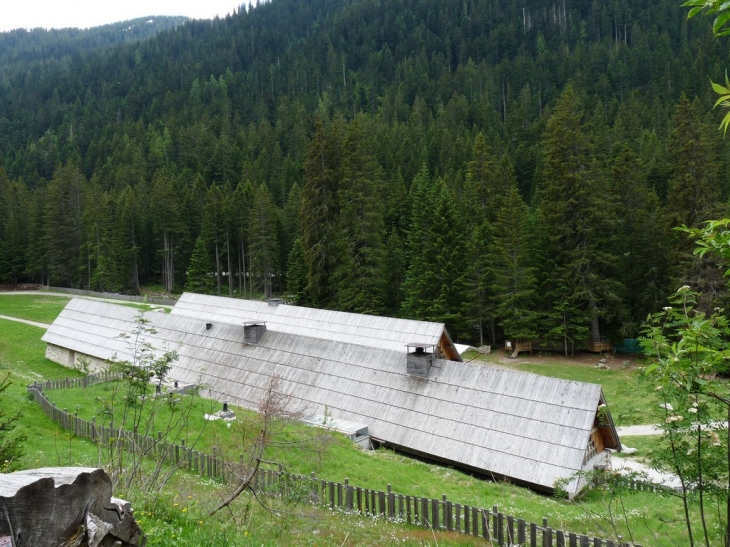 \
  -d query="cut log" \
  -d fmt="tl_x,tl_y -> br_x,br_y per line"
0,467 -> 144,547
